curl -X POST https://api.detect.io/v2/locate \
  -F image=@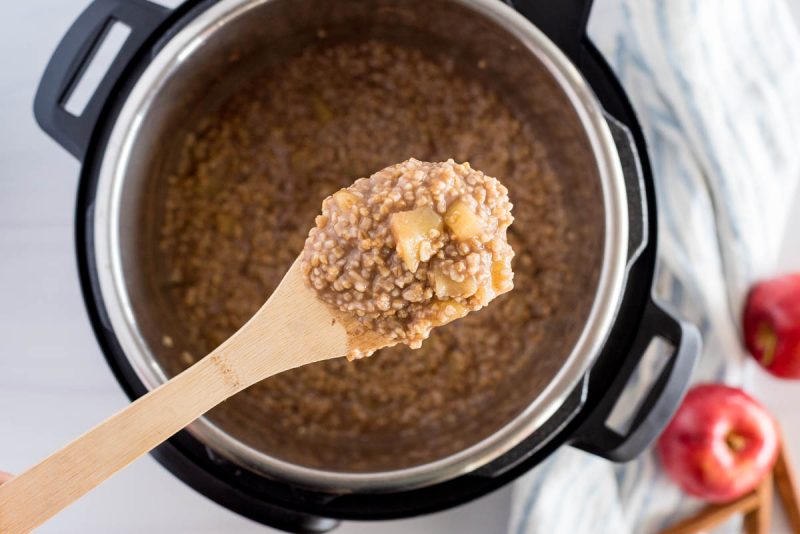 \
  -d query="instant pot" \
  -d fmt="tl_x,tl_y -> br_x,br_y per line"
35,0 -> 700,531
